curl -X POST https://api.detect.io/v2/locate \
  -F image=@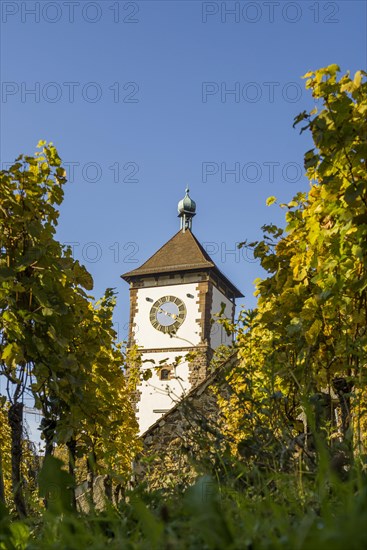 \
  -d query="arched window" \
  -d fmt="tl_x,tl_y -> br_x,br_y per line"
160,369 -> 170,381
